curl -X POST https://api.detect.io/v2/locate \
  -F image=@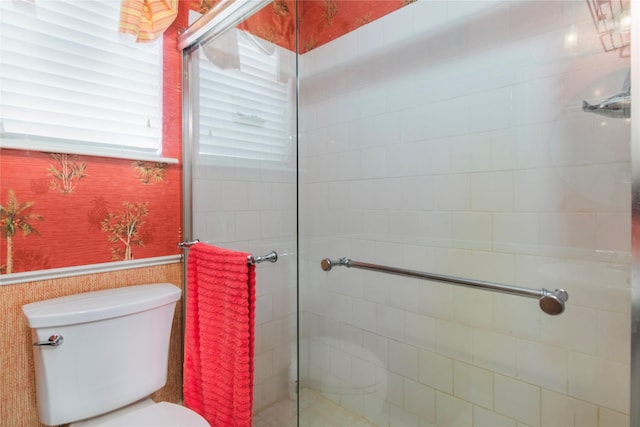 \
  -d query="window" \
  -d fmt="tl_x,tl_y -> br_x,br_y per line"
0,0 -> 170,162
196,29 -> 294,167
